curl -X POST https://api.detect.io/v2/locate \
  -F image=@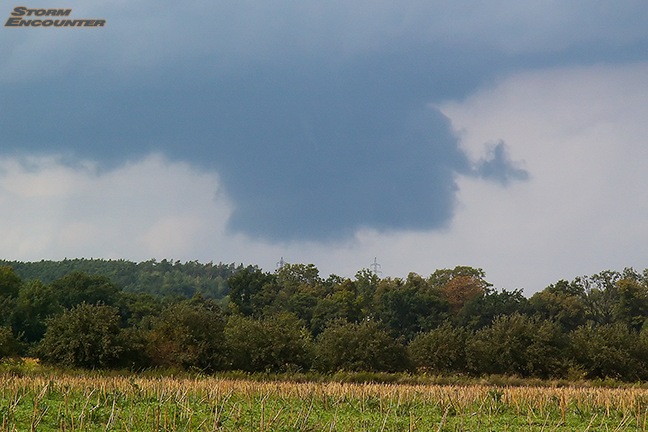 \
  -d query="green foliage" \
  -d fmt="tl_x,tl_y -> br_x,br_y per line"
286,291 -> 319,329
465,313 -> 568,378
529,280 -> 587,332
374,275 -> 448,341
0,326 -> 20,358
11,280 -> 63,344
457,288 -> 527,330
117,291 -> 165,327
50,271 -> 121,308
0,266 -> 21,327
315,320 -> 410,373
408,322 -> 469,373
146,297 -> 227,371
354,268 -> 380,312
569,322 -> 647,380
613,277 -> 648,330
227,266 -> 277,316
0,266 -> 22,298
310,285 -> 363,336
0,295 -> 16,328
37,303 -> 126,369
276,263 -> 322,292
0,258 -> 238,299
578,270 -> 622,325
3,258 -> 648,380
225,313 -> 313,372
